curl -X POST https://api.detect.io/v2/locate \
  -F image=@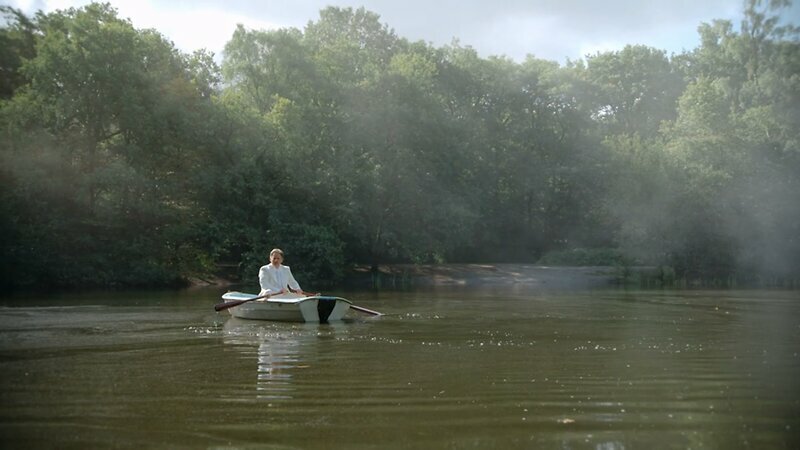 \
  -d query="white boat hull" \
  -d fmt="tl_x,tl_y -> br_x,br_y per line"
220,292 -> 352,322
